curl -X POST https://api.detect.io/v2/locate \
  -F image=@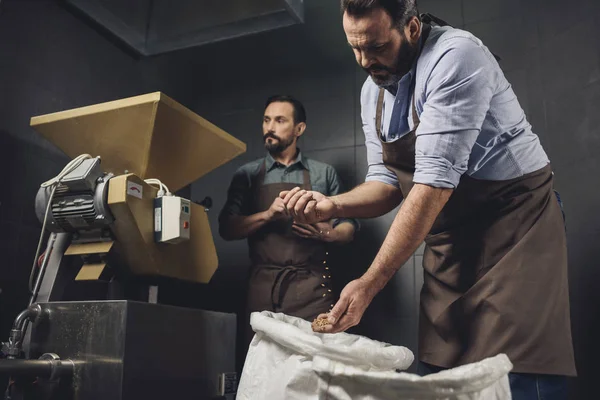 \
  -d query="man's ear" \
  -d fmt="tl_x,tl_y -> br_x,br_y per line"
296,122 -> 307,138
405,16 -> 421,43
